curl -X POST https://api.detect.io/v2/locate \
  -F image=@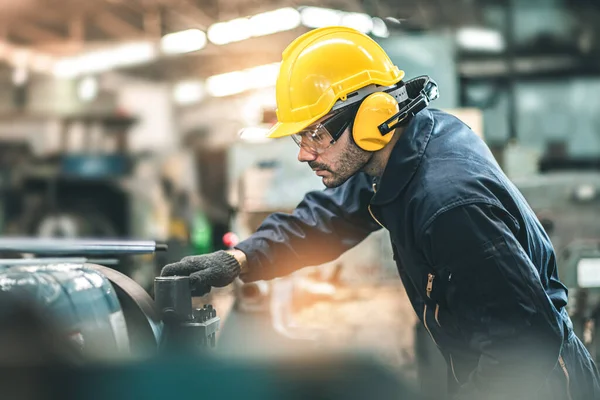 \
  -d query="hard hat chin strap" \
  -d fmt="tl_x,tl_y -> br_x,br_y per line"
378,76 -> 439,135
